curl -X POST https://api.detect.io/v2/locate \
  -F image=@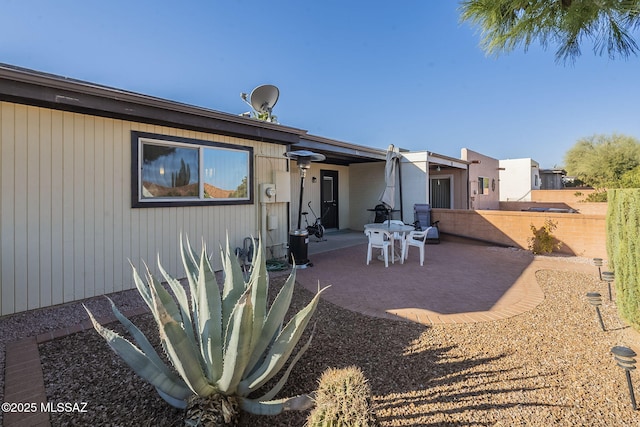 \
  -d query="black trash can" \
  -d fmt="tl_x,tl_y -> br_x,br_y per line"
288,229 -> 310,267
